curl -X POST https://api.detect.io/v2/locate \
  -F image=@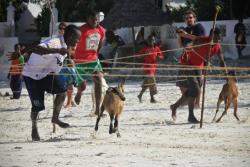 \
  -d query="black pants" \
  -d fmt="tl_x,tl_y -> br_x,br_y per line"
10,75 -> 22,99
